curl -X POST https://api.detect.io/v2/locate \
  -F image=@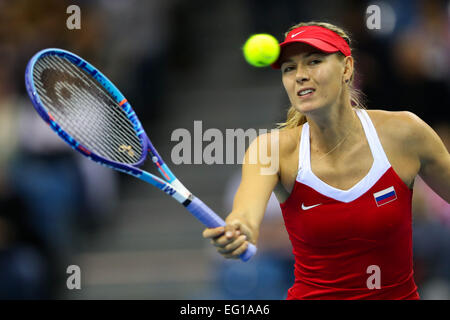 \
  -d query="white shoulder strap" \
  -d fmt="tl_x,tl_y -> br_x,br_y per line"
355,109 -> 390,166
298,122 -> 311,171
